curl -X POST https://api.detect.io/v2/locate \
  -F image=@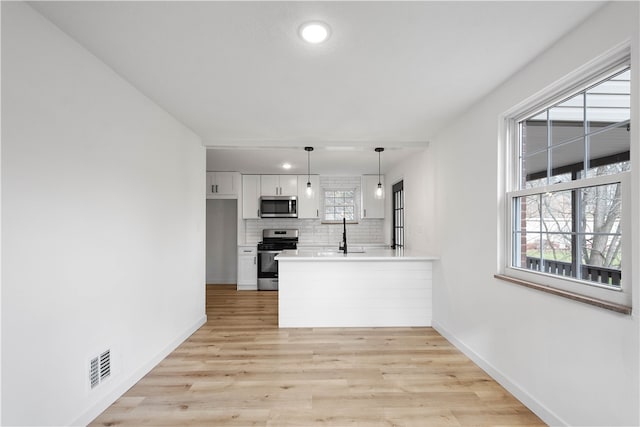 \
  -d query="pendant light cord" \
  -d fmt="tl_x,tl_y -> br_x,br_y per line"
378,149 -> 381,185
304,147 -> 313,187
